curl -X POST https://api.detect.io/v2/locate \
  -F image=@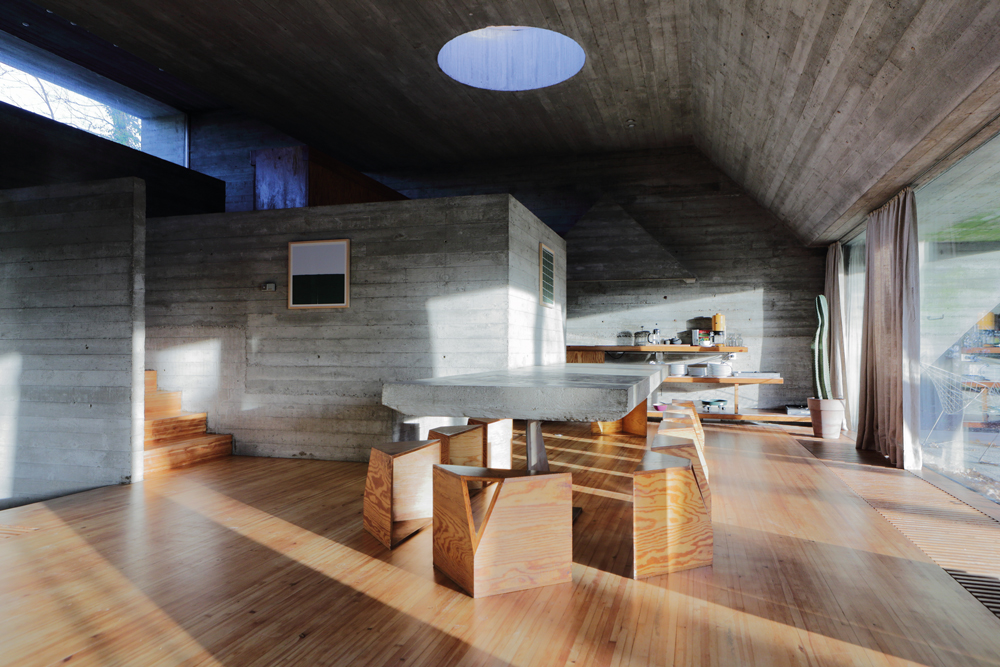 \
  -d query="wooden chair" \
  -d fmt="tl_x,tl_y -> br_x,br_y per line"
428,424 -> 486,466
363,439 -> 441,549
432,464 -> 573,597
632,448 -> 713,578
467,418 -> 513,469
